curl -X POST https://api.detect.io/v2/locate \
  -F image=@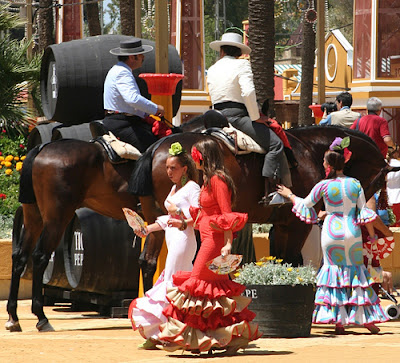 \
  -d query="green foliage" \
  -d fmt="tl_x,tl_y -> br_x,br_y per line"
0,130 -> 27,219
0,4 -> 42,134
234,258 -> 317,286
327,0 -> 353,44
